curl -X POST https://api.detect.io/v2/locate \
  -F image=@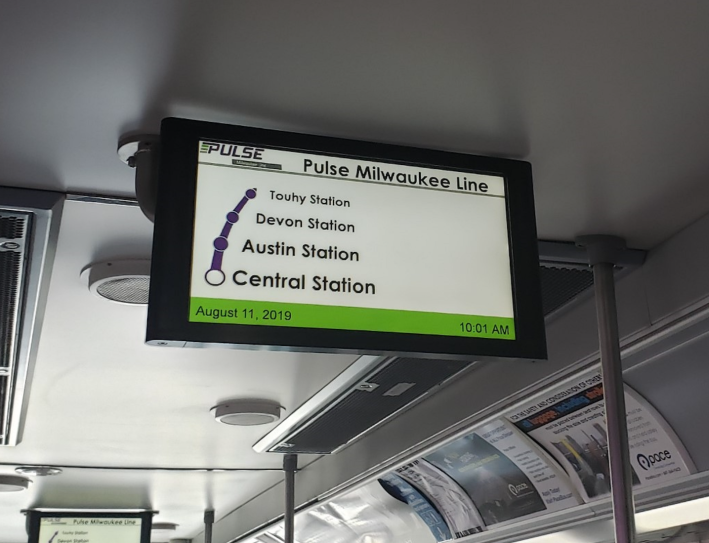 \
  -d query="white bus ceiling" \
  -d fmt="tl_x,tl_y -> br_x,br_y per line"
2,2 -> 709,543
